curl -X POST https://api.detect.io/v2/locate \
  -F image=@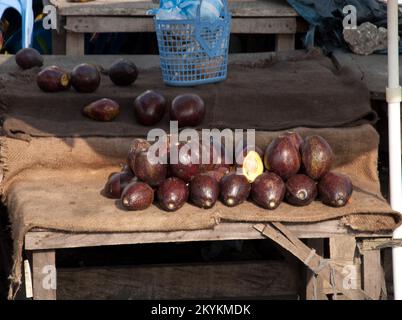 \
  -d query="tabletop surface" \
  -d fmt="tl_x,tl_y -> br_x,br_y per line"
49,0 -> 299,17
